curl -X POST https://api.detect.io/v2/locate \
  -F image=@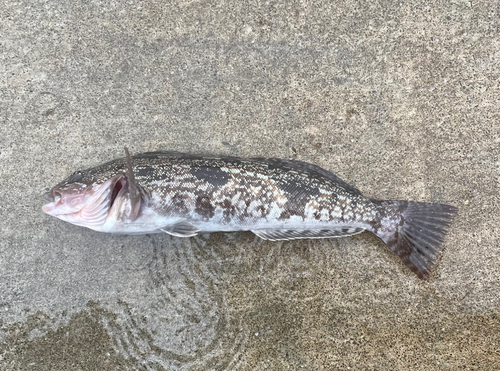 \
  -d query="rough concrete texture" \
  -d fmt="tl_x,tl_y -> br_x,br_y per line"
1,0 -> 499,369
